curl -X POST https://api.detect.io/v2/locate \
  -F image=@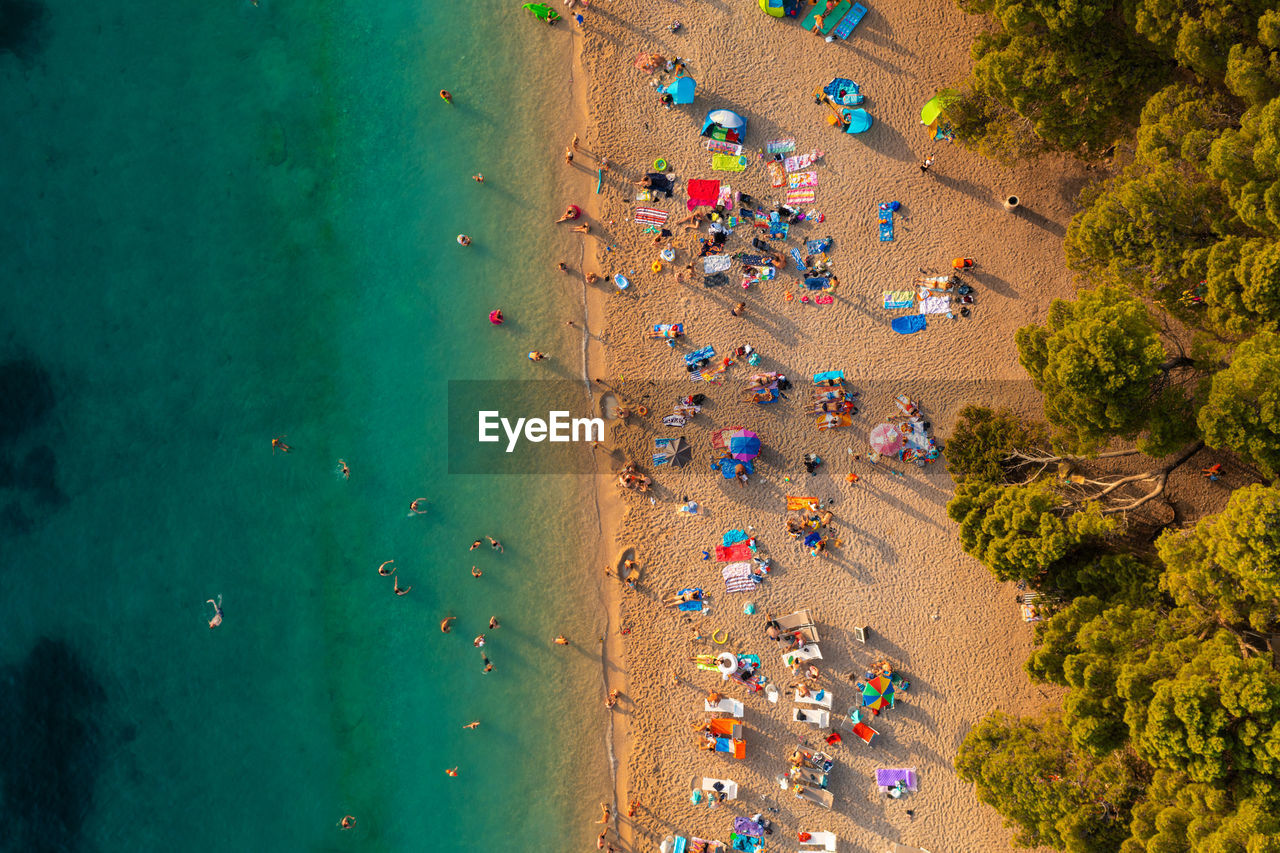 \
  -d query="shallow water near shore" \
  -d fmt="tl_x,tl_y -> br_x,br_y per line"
0,1 -> 608,850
